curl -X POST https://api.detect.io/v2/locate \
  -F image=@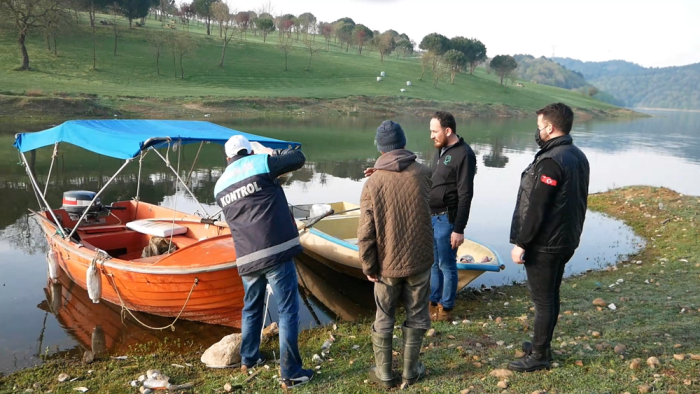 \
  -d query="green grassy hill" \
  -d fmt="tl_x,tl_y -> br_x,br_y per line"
0,15 -> 625,117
